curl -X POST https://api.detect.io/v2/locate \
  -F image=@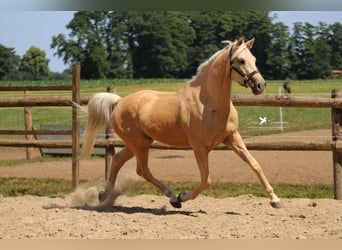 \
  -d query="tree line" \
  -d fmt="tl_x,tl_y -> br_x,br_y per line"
1,11 -> 342,81
0,45 -> 70,81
